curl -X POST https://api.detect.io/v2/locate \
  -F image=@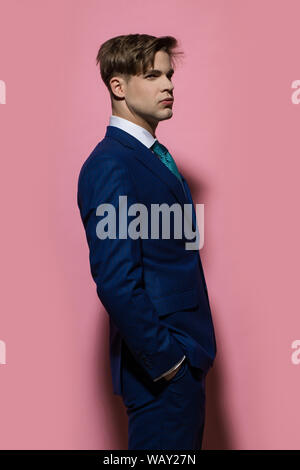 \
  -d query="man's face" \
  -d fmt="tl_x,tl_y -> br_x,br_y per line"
122,50 -> 175,127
